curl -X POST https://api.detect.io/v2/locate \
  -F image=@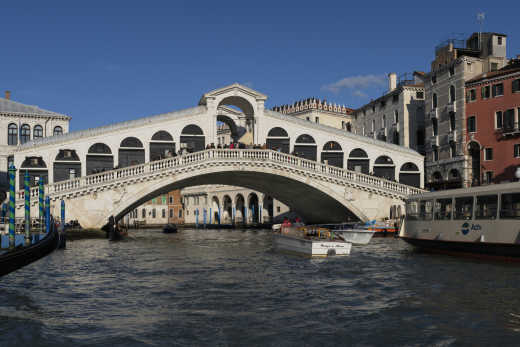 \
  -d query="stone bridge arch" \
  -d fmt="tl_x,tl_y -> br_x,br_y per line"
61,165 -> 381,229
